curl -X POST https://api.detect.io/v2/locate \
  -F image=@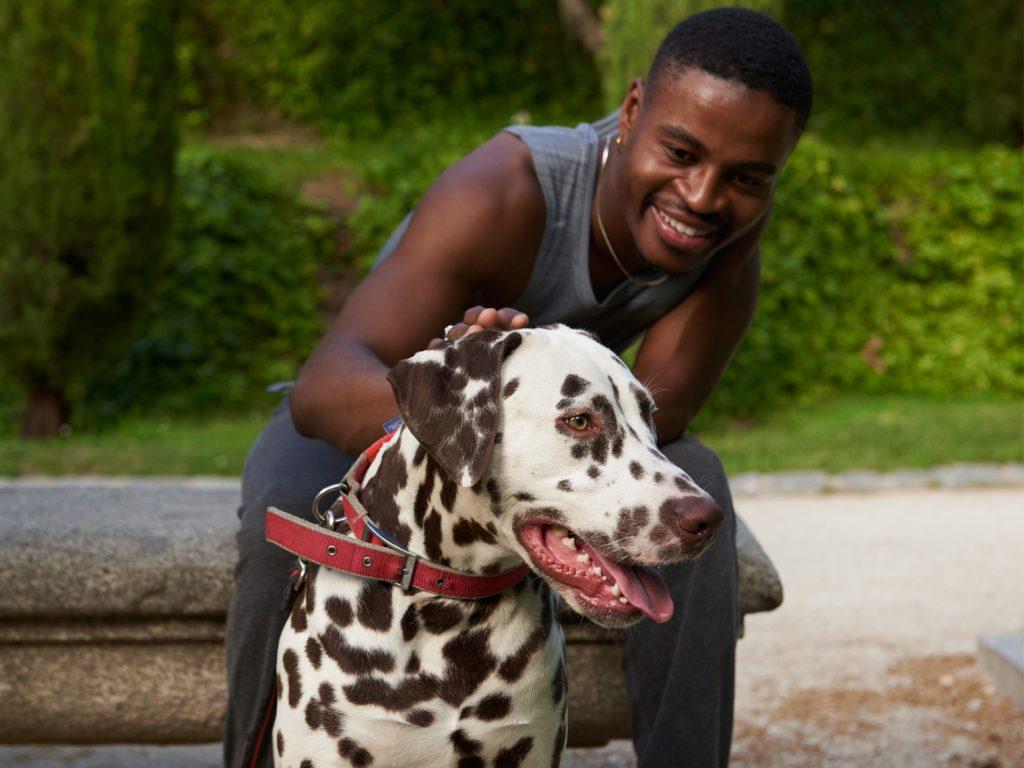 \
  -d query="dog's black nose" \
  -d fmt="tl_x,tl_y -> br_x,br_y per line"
661,495 -> 724,547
